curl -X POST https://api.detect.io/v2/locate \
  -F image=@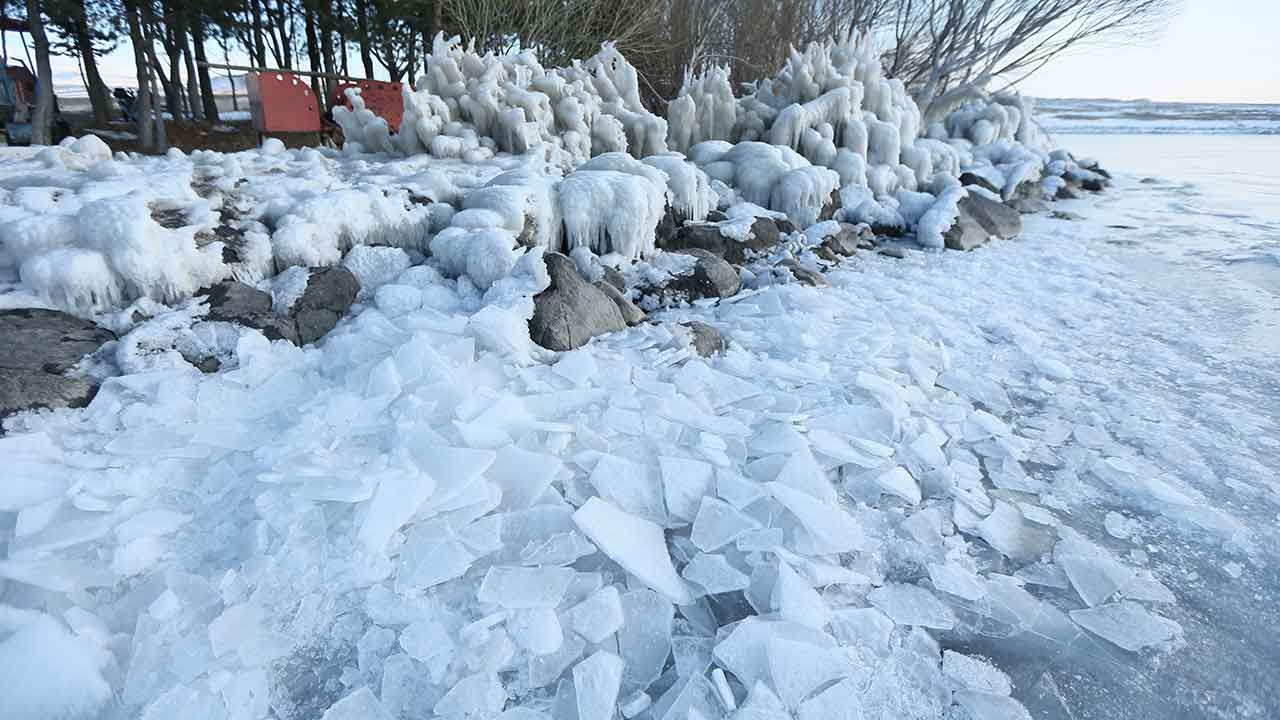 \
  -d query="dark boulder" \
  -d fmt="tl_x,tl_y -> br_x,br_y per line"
669,249 -> 742,300
292,267 -> 360,346
812,245 -> 842,265
200,280 -> 300,345
943,213 -> 989,251
0,309 -> 115,421
594,281 -> 647,326
820,222 -> 869,256
960,193 -> 1022,240
664,216 -> 788,264
959,173 -> 1000,194
529,253 -> 628,351
777,258 -> 829,287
